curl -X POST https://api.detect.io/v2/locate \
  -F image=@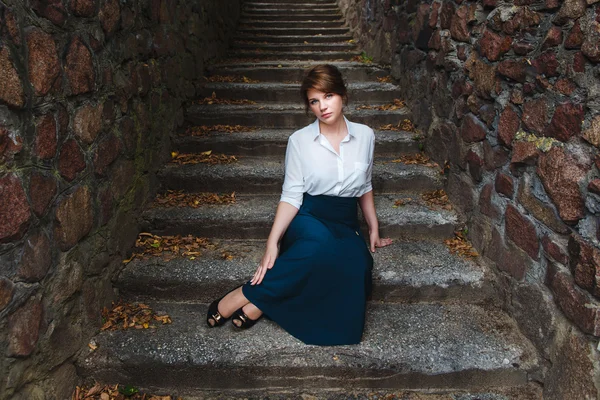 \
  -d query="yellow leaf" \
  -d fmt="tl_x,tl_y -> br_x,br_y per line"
189,256 -> 196,260
171,151 -> 179,158
88,341 -> 98,351
200,150 -> 212,156
143,322 -> 149,329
